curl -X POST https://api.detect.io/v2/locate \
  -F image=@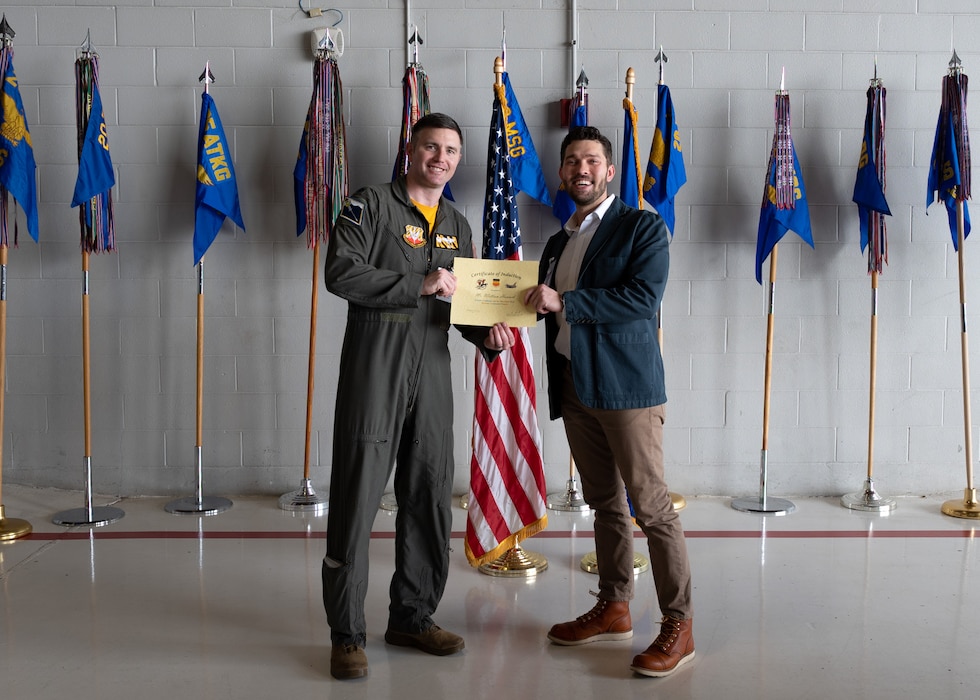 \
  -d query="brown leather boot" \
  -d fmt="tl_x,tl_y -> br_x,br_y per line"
630,616 -> 695,677
547,599 -> 632,646
330,643 -> 368,680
